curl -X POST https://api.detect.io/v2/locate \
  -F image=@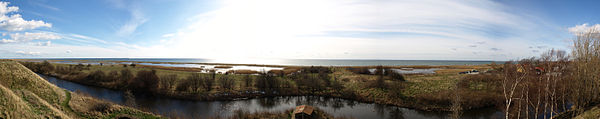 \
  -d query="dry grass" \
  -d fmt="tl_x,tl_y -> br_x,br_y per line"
0,59 -> 70,118
0,59 -> 161,119
227,69 -> 259,74
0,84 -> 41,119
137,64 -> 204,72
574,106 -> 600,119
214,65 -> 233,68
